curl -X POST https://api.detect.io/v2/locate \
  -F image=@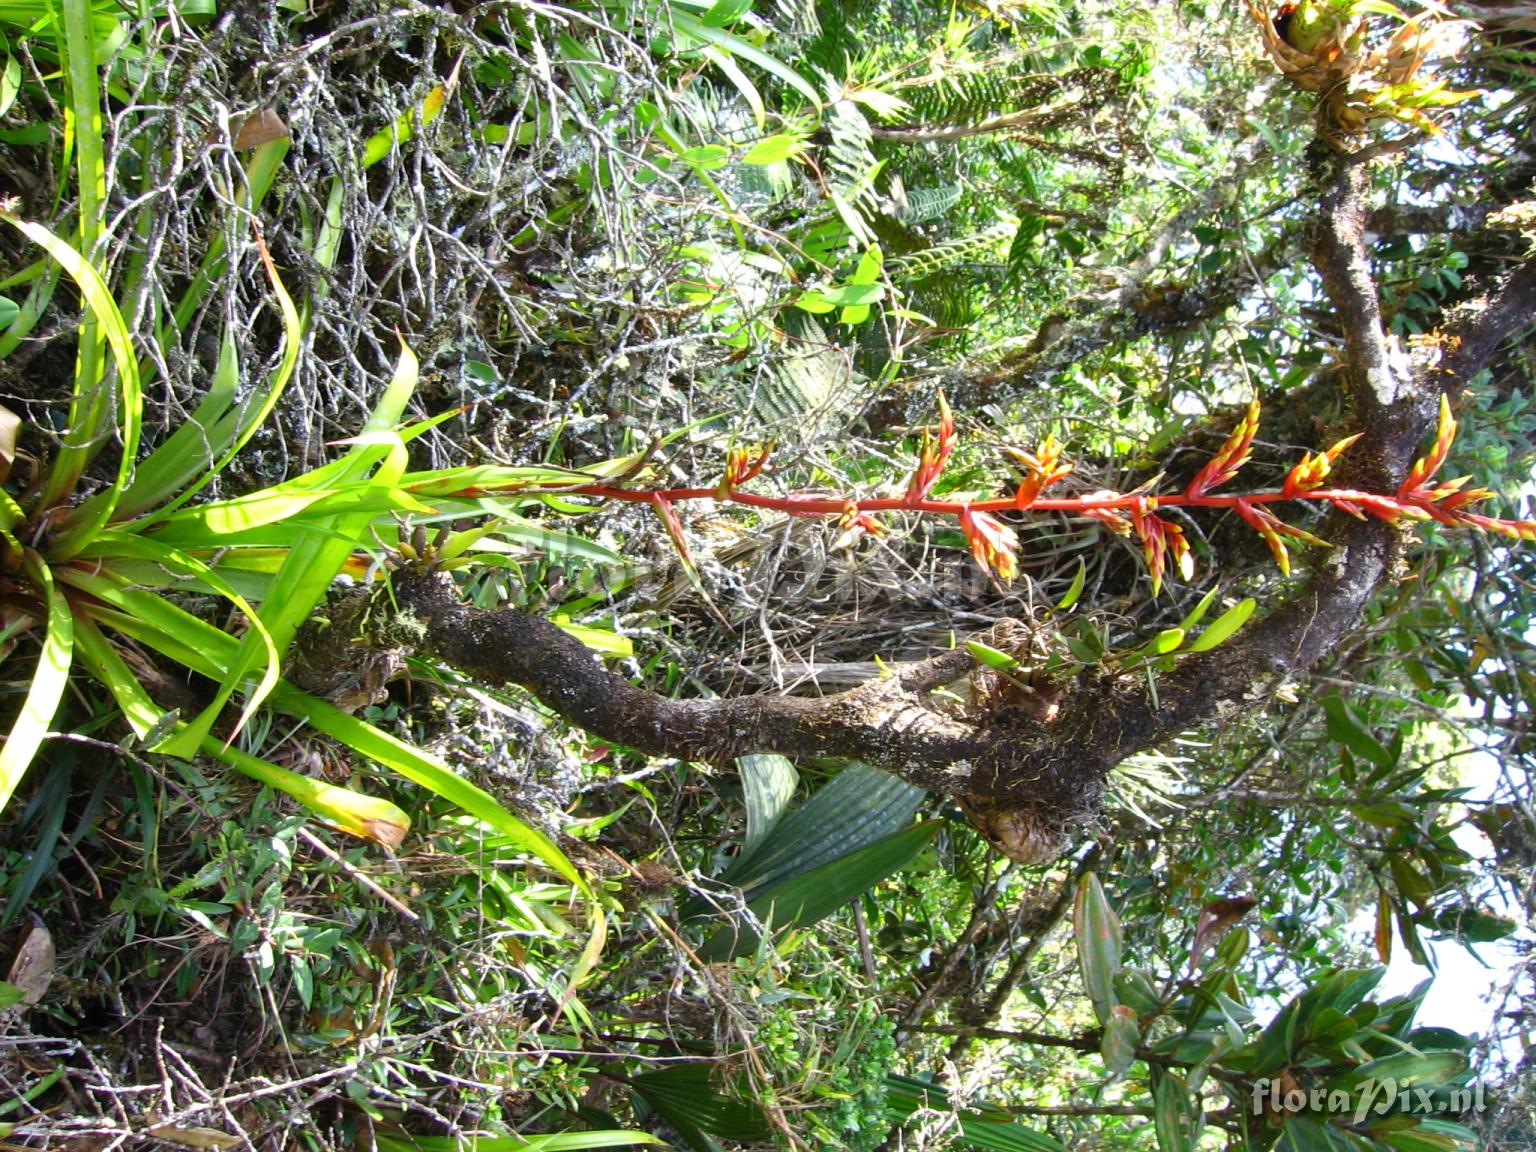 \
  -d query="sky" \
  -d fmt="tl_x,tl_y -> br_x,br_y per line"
1370,744 -> 1529,1070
